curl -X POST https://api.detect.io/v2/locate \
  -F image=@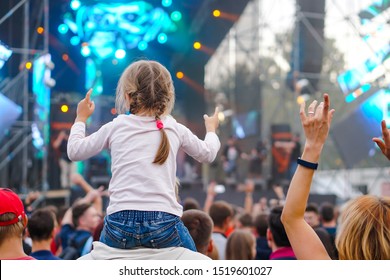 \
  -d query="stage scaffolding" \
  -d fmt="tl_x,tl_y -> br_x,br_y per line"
0,0 -> 50,193
204,0 -> 390,198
